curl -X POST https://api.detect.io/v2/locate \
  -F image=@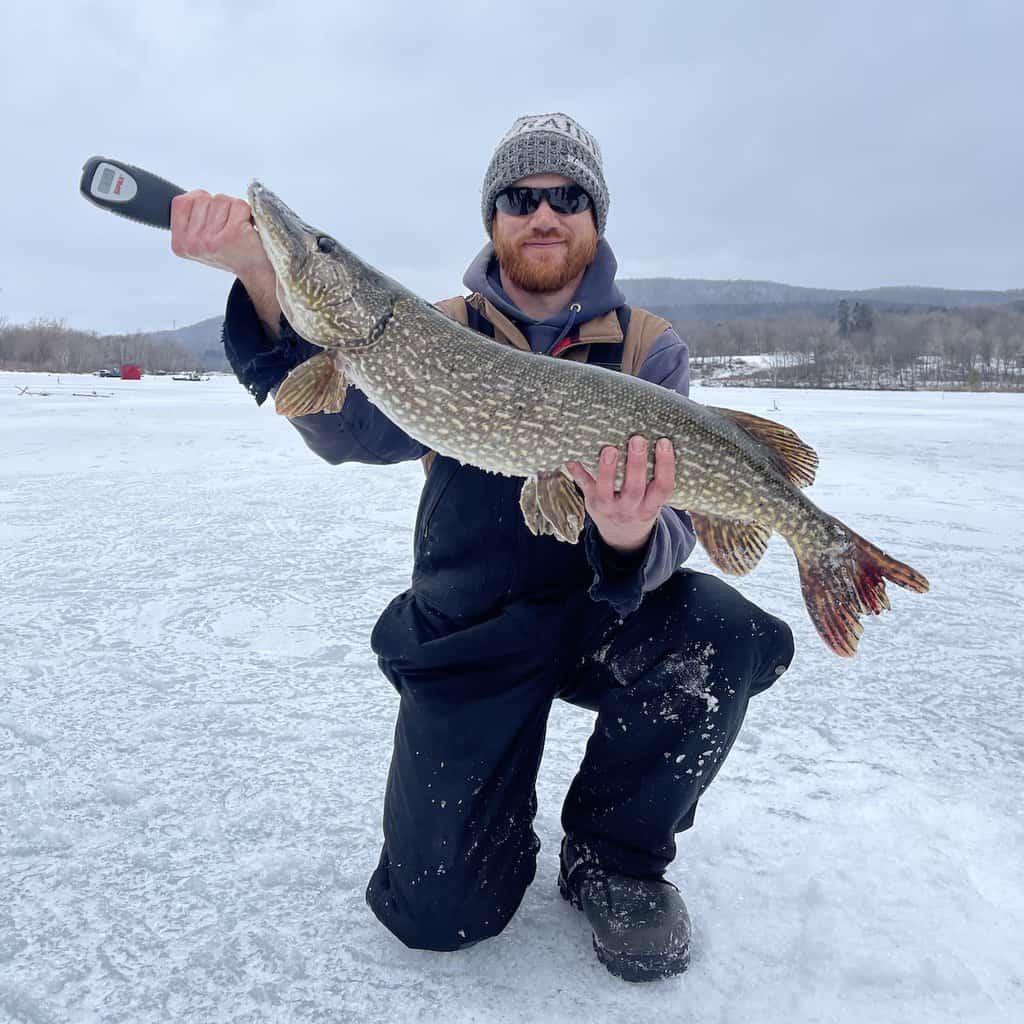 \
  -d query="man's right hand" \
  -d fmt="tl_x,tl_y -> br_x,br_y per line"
170,190 -> 267,276
170,190 -> 282,335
